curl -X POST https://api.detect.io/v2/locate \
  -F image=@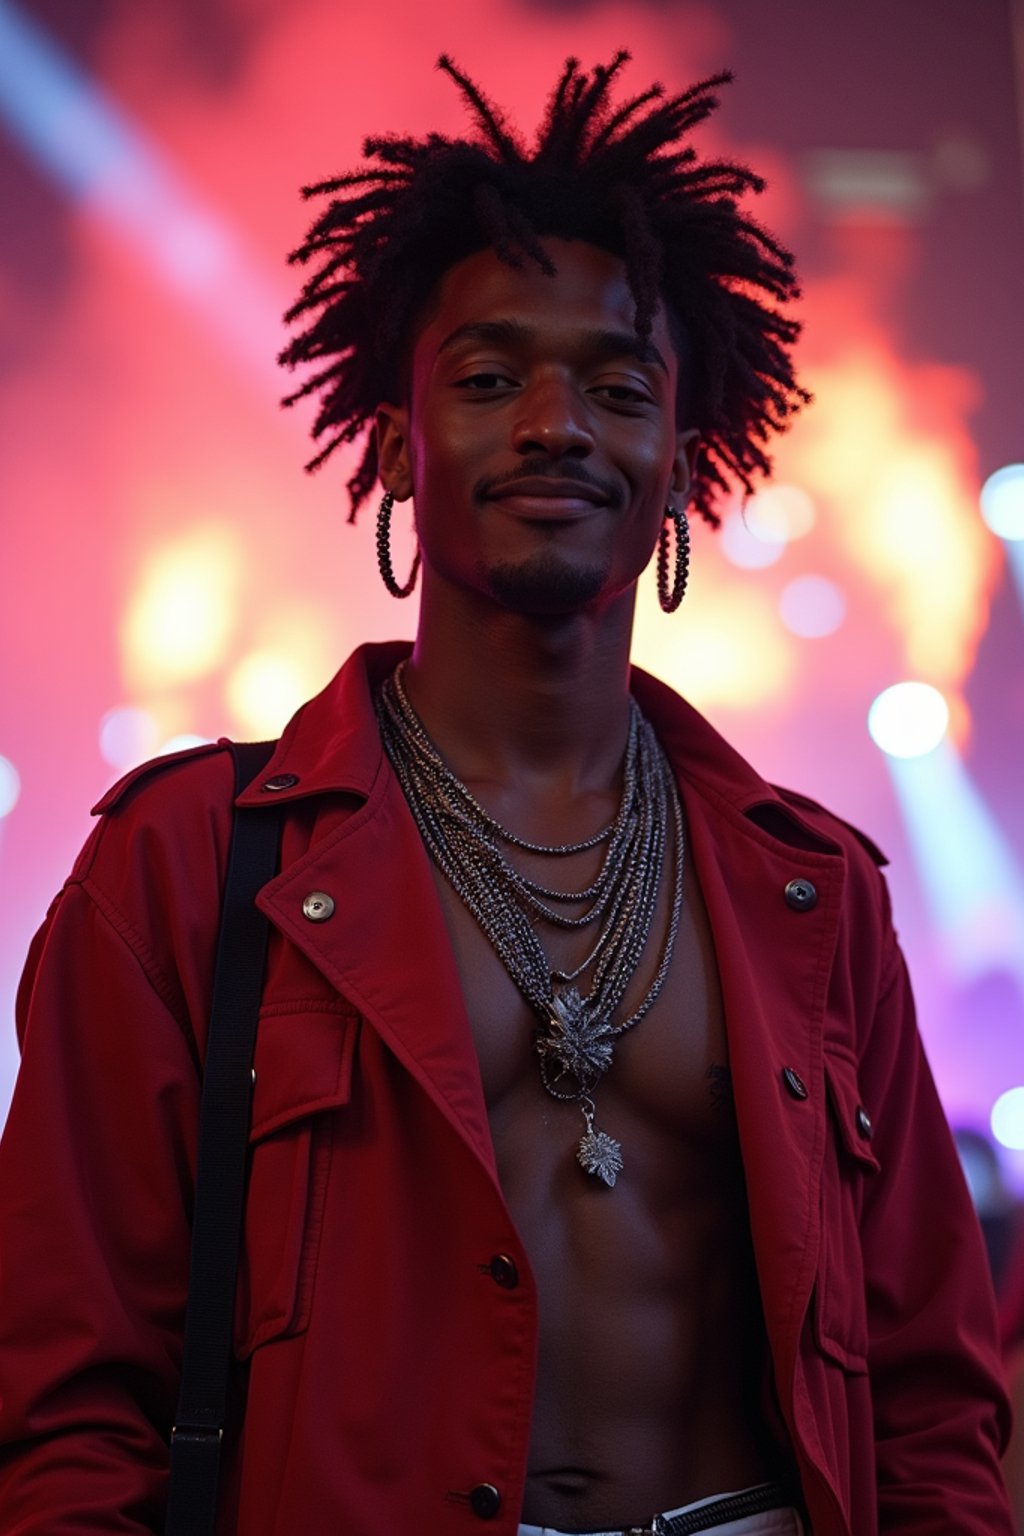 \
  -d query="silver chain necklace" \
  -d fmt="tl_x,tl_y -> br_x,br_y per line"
377,663 -> 685,1186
